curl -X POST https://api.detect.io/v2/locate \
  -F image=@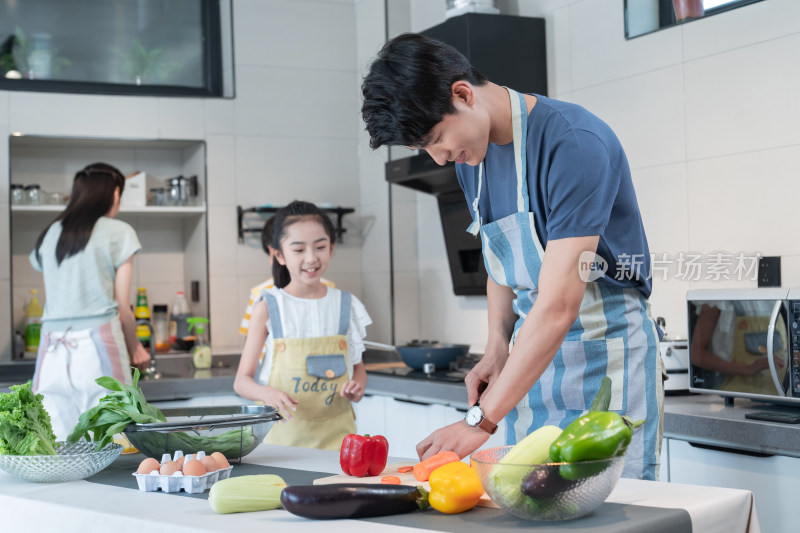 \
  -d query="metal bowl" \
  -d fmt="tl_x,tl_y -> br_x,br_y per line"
123,405 -> 281,463
0,441 -> 122,483
470,446 -> 626,521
